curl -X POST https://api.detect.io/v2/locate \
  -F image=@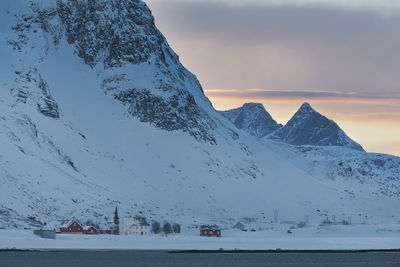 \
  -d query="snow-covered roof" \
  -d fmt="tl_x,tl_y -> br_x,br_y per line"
59,219 -> 81,228
200,225 -> 220,230
120,218 -> 149,228
83,226 -> 97,231
233,222 -> 246,230
43,220 -> 63,230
